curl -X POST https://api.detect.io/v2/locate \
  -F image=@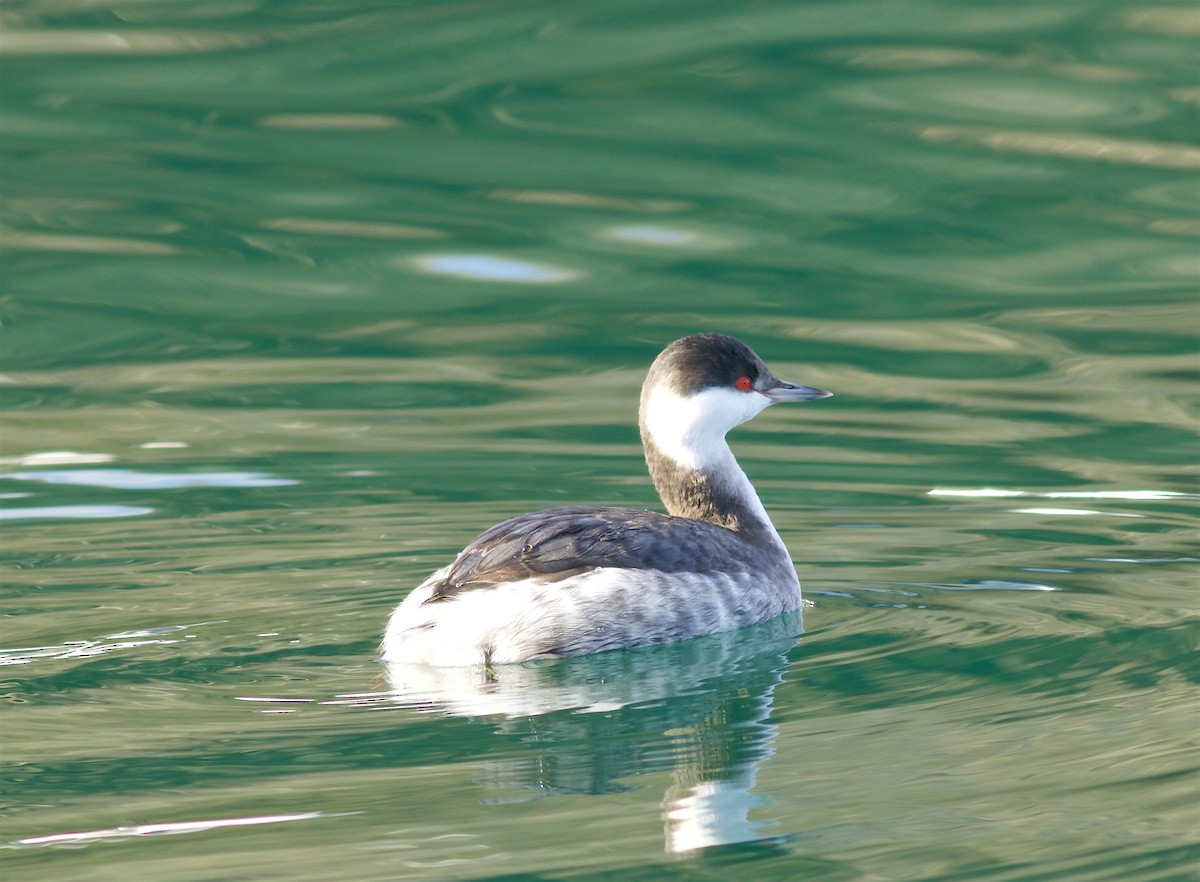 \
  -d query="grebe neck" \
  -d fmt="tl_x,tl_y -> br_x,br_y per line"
639,385 -> 780,537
